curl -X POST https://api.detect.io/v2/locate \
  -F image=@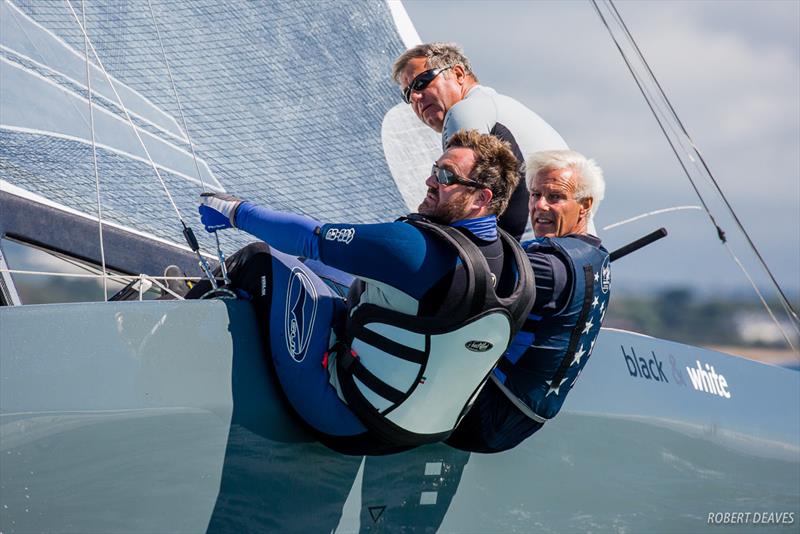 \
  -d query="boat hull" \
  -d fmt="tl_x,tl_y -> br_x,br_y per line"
1,301 -> 798,532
